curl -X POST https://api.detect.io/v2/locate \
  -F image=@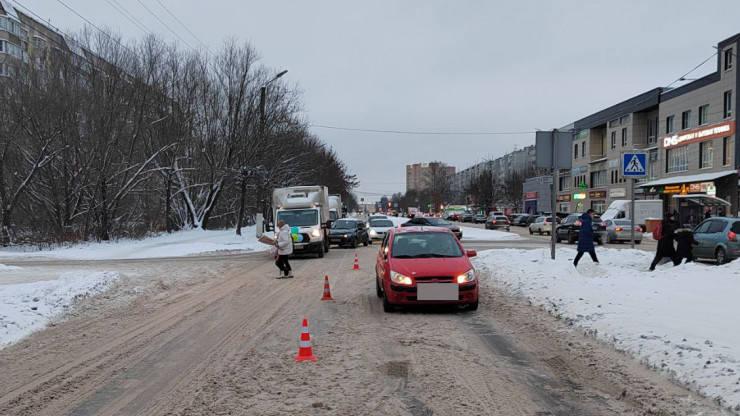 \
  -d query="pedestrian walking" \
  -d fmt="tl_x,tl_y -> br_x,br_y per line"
674,227 -> 699,264
573,209 -> 599,267
275,220 -> 293,278
649,212 -> 681,271
704,208 -> 712,220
